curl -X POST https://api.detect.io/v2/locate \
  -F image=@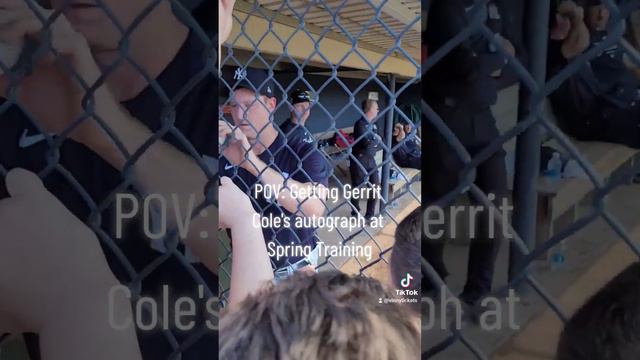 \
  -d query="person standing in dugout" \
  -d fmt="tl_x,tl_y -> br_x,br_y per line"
280,88 -> 316,145
220,67 -> 330,280
424,0 -> 515,314
350,99 -> 383,223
